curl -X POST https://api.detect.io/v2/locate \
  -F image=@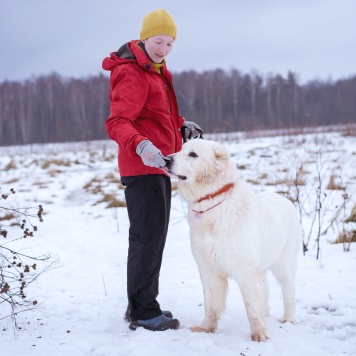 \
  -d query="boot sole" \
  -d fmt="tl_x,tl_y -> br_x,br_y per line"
129,319 -> 179,331
124,311 -> 173,322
